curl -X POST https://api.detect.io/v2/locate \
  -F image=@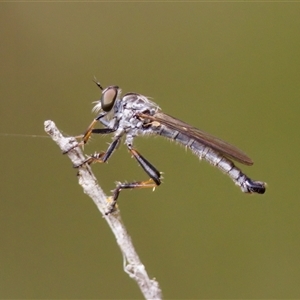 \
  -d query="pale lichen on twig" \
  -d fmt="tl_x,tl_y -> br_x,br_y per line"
44,120 -> 162,300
